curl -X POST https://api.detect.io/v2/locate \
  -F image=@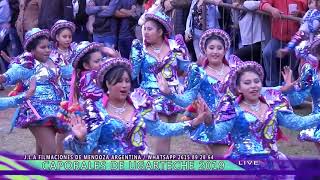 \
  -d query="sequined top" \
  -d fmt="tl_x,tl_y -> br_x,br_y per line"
0,93 -> 26,110
50,43 -> 77,99
191,89 -> 320,159
2,52 -> 67,131
130,35 -> 190,90
166,55 -> 242,111
302,9 -> 320,34
78,70 -> 105,132
64,88 -> 194,155
3,52 -> 36,85
286,63 -> 320,114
